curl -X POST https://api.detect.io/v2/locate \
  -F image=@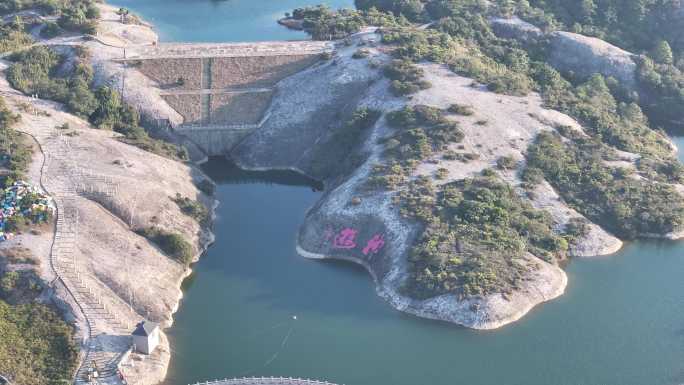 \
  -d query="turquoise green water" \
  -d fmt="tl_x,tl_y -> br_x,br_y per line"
109,2 -> 684,383
111,0 -> 354,42
162,161 -> 684,385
